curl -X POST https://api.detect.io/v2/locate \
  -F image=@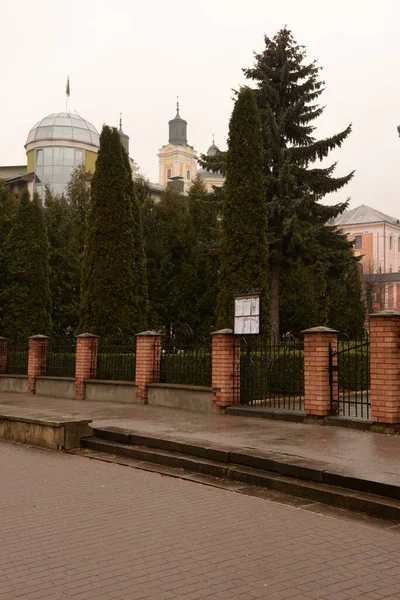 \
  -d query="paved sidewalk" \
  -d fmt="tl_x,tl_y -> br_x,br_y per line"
1,440 -> 400,600
0,392 -> 399,488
